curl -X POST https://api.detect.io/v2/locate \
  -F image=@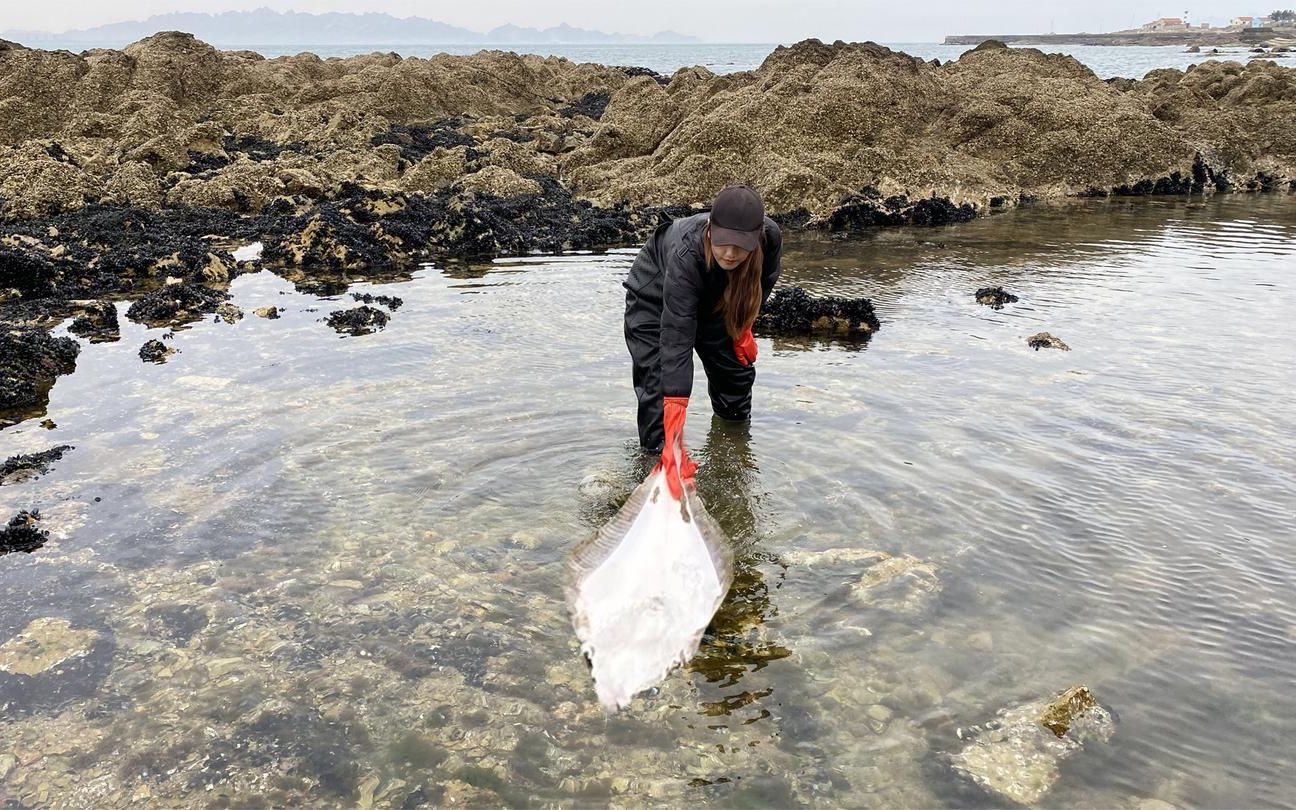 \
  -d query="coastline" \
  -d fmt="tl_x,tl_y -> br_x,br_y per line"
1,33 -> 1294,419
944,29 -> 1296,48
